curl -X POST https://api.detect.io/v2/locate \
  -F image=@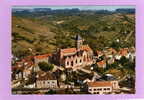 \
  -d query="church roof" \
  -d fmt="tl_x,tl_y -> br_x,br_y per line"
34,54 -> 52,59
61,45 -> 92,55
76,34 -> 82,40
80,45 -> 92,52
61,48 -> 77,54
